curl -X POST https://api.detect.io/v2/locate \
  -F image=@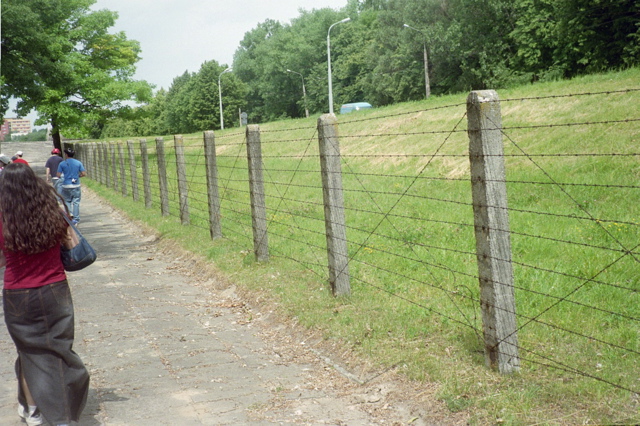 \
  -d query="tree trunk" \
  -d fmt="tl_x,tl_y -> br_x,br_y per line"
51,118 -> 62,151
